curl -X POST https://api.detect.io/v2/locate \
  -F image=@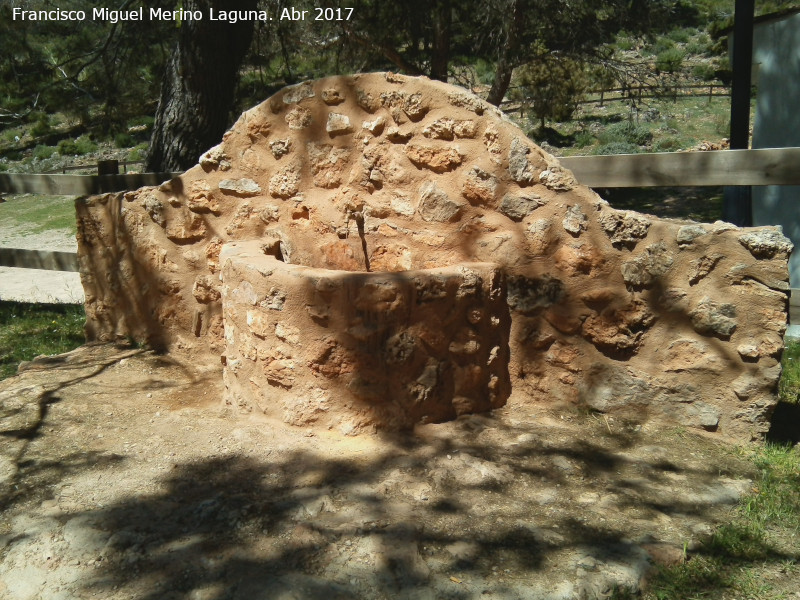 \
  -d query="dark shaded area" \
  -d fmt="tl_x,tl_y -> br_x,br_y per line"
598,186 -> 724,222
767,401 -> 800,444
